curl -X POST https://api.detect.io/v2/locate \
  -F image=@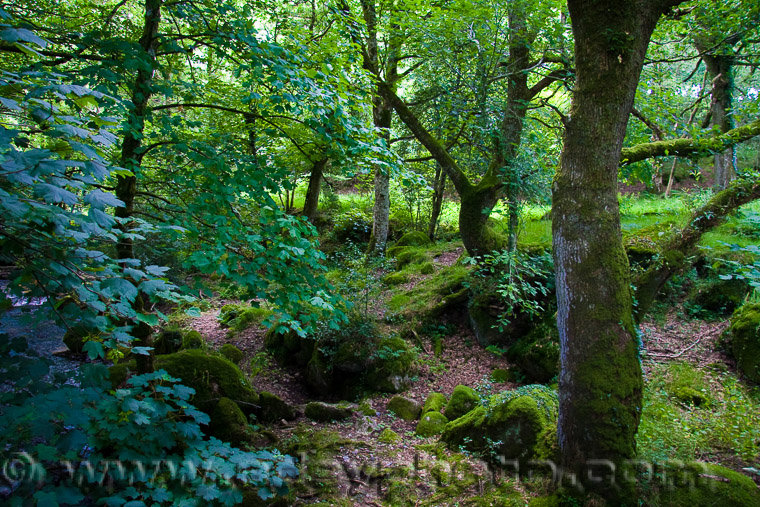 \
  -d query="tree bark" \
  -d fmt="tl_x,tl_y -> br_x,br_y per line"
699,50 -> 735,190
428,165 -> 446,240
116,0 -> 162,374
303,157 -> 328,223
552,0 -> 680,479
